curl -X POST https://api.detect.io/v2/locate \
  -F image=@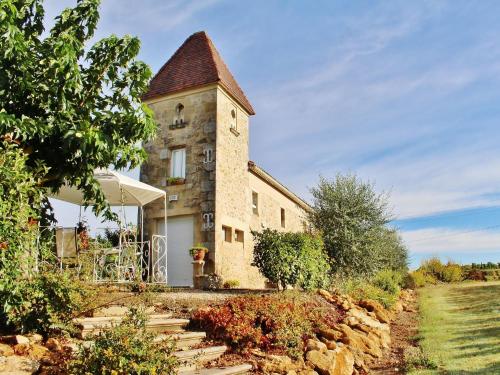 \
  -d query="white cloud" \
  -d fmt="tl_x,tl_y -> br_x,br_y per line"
402,227 -> 500,254
249,2 -> 500,220
99,0 -> 221,33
